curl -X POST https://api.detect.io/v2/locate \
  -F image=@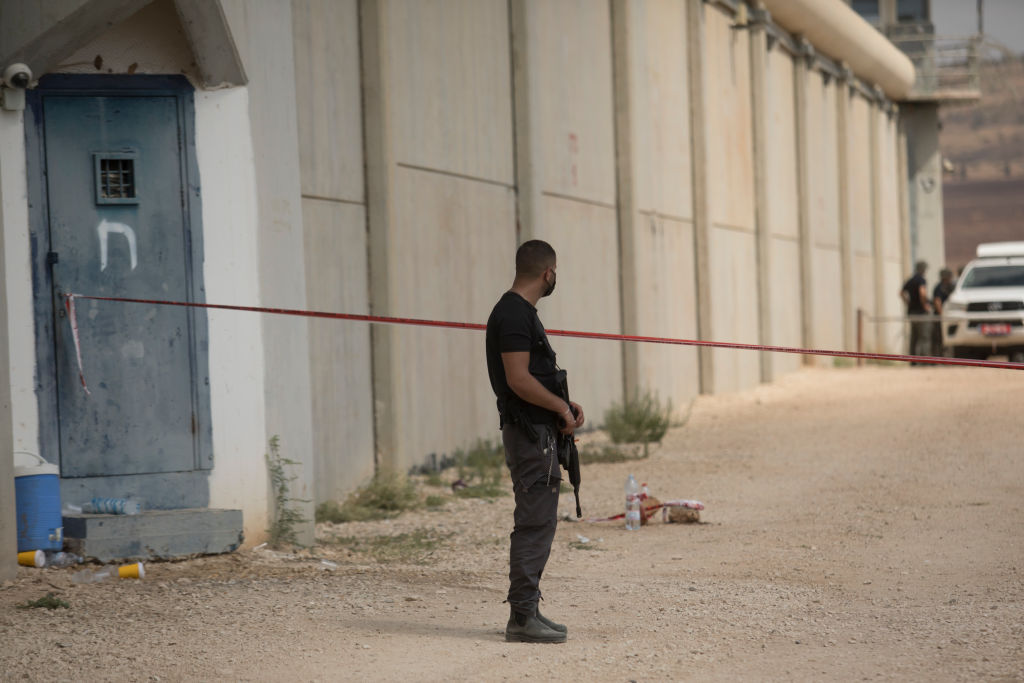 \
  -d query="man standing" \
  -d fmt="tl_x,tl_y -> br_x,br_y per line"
931,267 -> 956,356
485,240 -> 584,644
900,260 -> 932,363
